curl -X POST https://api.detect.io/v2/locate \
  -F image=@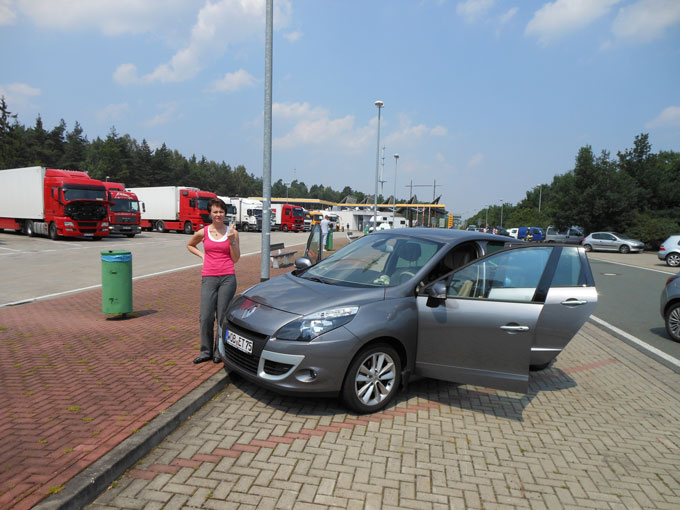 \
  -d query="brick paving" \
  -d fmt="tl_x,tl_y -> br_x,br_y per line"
85,327 -> 680,509
0,238 -> 346,510
3,235 -> 680,509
